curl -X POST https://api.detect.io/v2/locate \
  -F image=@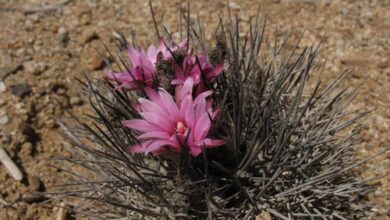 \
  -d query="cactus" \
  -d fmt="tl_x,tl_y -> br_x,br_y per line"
53,3 -> 386,219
